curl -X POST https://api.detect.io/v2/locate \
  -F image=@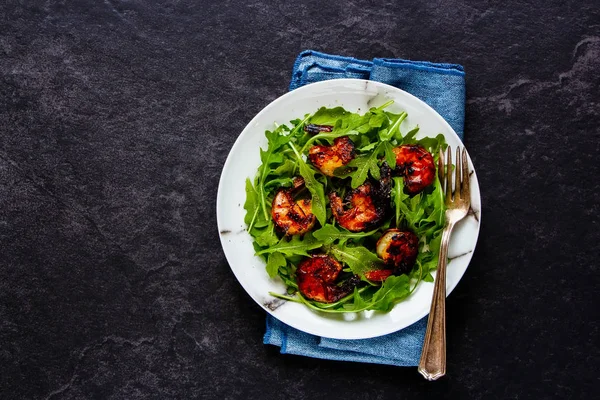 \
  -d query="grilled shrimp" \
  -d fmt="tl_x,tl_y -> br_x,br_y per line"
363,229 -> 419,281
296,255 -> 361,303
308,136 -> 356,176
328,164 -> 391,232
271,189 -> 316,235
376,229 -> 419,275
393,144 -> 436,195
